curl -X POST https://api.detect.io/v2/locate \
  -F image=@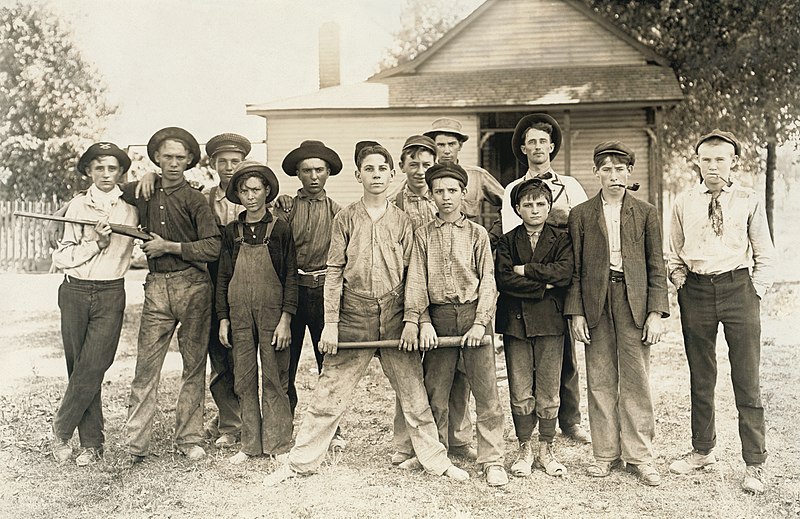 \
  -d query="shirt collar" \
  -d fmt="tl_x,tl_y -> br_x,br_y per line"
525,168 -> 557,181
403,185 -> 431,201
158,178 -> 188,195
237,209 -> 273,224
297,188 -> 327,201
700,181 -> 733,194
434,213 -> 467,228
214,184 -> 228,202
